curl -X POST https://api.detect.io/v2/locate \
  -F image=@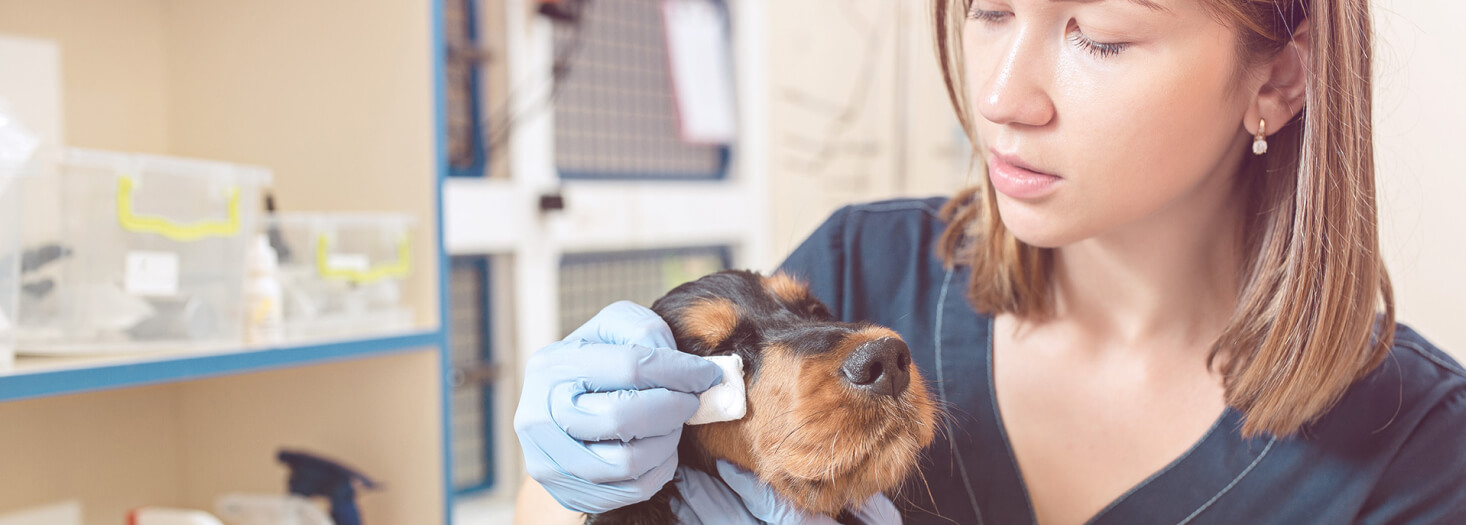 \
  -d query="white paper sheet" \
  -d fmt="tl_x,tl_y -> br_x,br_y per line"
662,0 -> 738,144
